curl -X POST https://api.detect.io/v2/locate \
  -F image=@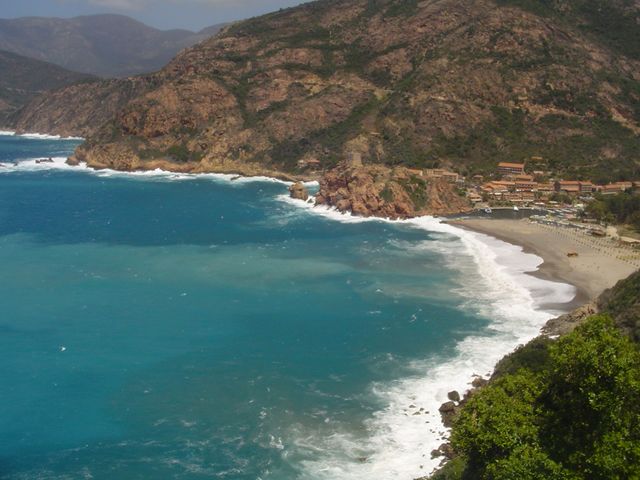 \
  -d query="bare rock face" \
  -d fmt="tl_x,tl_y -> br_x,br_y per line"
289,182 -> 309,201
7,0 -> 640,189
11,77 -> 150,138
315,163 -> 470,219
438,401 -> 458,427
541,301 -> 599,336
